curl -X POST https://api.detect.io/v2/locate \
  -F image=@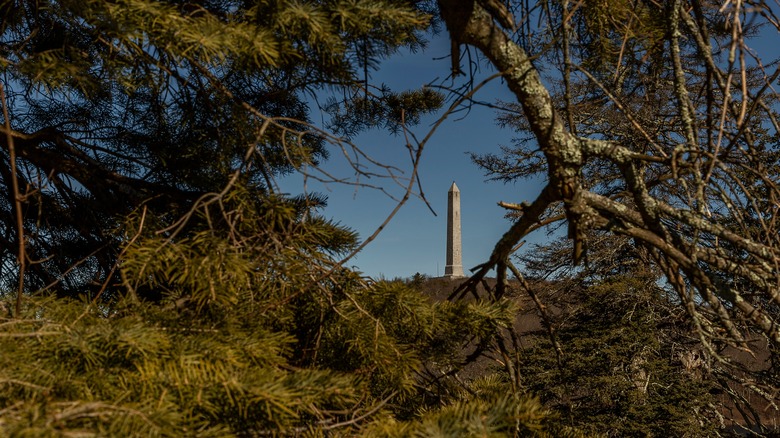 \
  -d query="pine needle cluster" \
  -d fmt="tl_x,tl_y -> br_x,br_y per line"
0,186 -> 571,436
